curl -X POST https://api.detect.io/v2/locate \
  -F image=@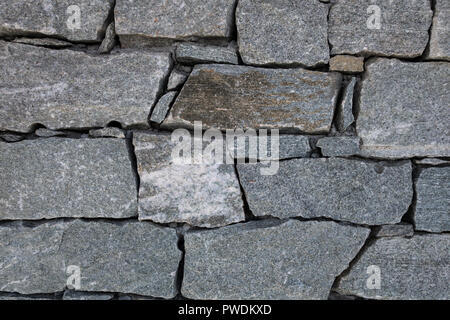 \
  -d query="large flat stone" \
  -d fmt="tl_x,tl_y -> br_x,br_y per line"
427,0 -> 450,61
237,158 -> 412,225
329,0 -> 432,58
163,64 -> 341,133
0,0 -> 113,42
182,219 -> 370,299
133,132 -> 244,228
0,220 -> 181,297
0,138 -> 137,220
115,0 -> 236,46
414,167 -> 450,233
0,41 -> 171,132
236,0 -> 329,67
357,59 -> 450,158
336,234 -> 450,300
